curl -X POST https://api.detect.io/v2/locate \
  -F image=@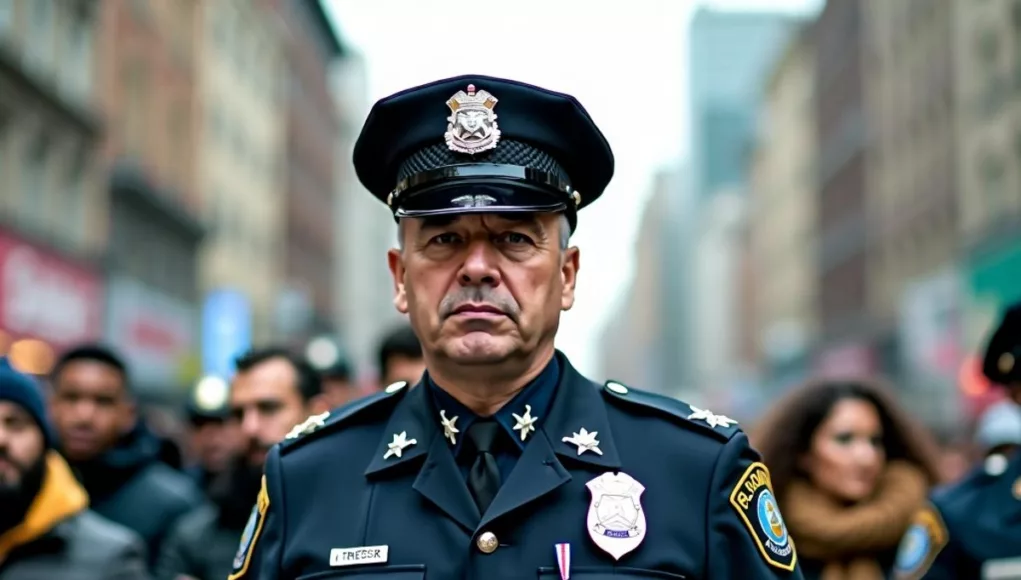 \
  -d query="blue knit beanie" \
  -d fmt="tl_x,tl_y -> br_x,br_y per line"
0,357 -> 55,447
